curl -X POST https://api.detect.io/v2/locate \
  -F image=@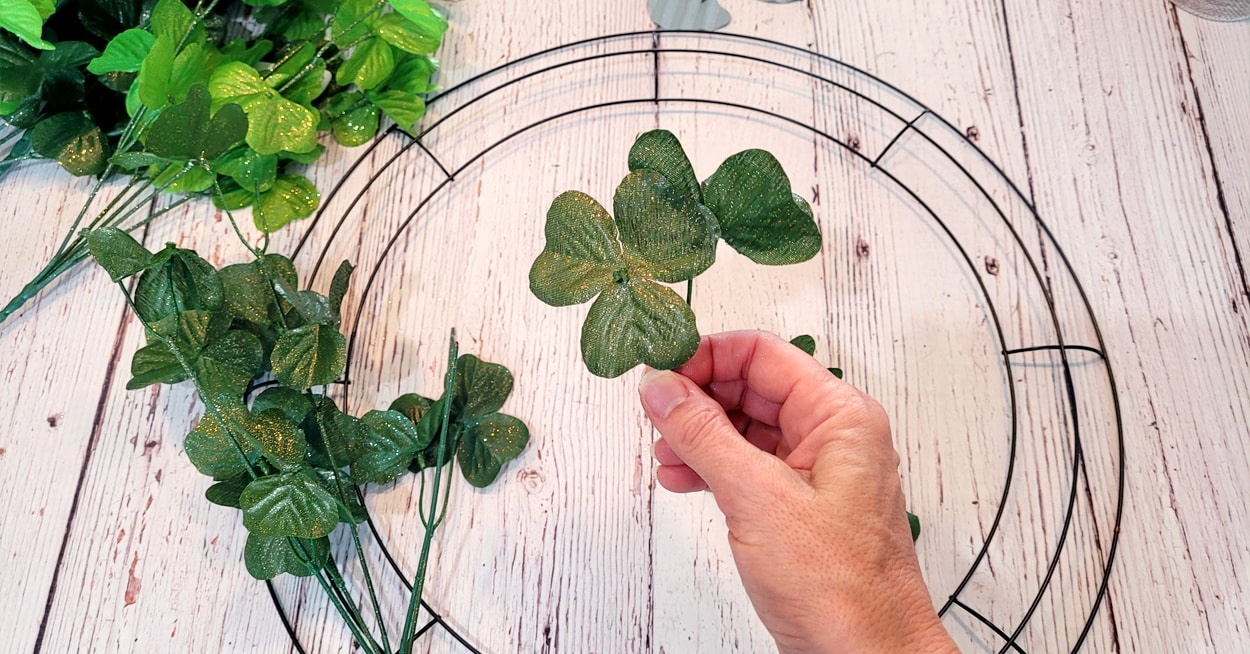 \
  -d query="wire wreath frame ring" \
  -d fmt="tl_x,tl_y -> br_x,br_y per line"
269,30 -> 1125,654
